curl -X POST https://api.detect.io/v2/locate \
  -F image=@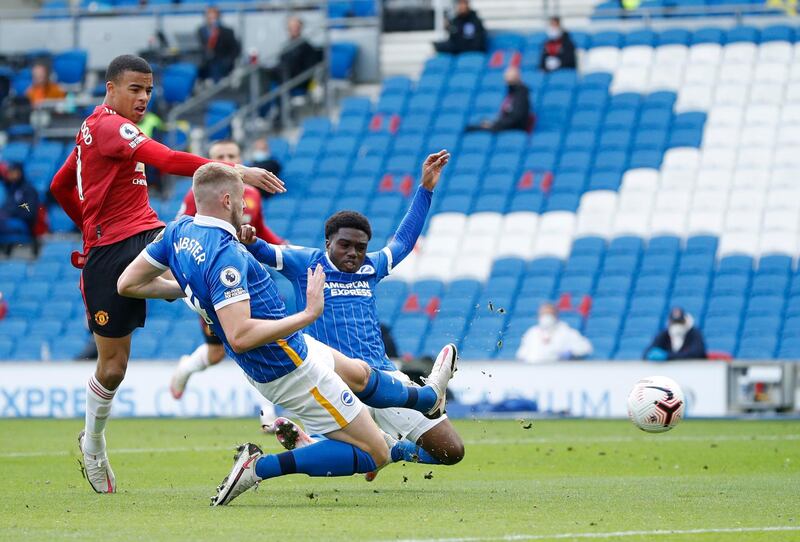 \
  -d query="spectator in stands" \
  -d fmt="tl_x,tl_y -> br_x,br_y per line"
26,63 -> 66,106
465,66 -> 531,133
516,303 -> 593,363
248,137 -> 282,179
644,307 -> 707,361
539,17 -> 577,72
197,6 -> 240,83
275,16 -> 323,90
0,162 -> 40,254
433,0 -> 488,55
